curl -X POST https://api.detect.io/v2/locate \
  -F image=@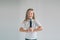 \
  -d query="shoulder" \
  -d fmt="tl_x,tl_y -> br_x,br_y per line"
34,19 -> 39,22
22,21 -> 26,23
22,20 -> 28,24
